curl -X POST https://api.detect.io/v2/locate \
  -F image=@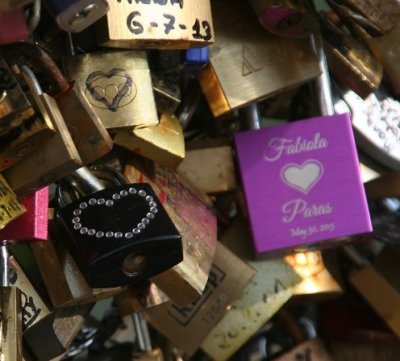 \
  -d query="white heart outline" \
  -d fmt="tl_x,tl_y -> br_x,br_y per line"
280,159 -> 324,194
